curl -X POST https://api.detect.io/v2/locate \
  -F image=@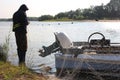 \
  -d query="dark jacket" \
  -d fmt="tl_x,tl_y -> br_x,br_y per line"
13,4 -> 29,33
